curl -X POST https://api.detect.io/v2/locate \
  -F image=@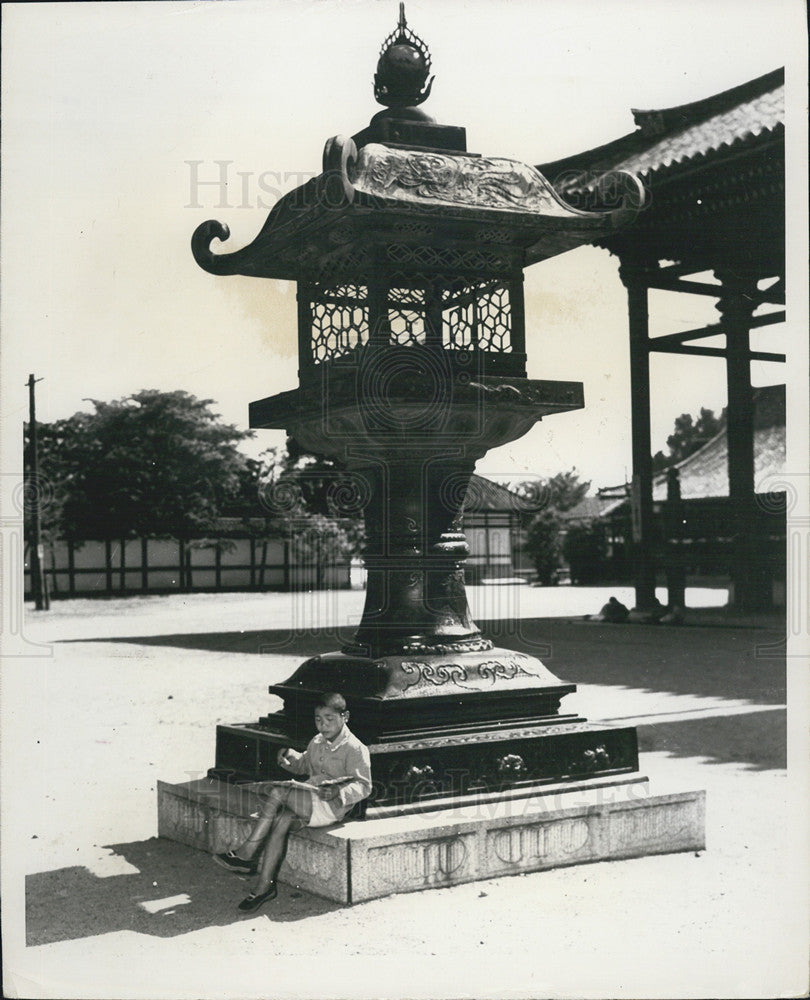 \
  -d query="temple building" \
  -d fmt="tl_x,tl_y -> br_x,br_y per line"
562,384 -> 786,603
539,68 -> 785,611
